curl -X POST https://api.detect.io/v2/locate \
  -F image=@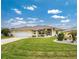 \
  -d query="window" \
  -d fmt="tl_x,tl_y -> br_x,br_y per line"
33,30 -> 36,34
